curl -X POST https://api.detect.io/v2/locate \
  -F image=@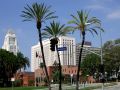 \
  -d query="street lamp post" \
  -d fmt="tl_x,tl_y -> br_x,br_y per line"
100,30 -> 104,90
71,74 -> 73,85
11,77 -> 15,90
